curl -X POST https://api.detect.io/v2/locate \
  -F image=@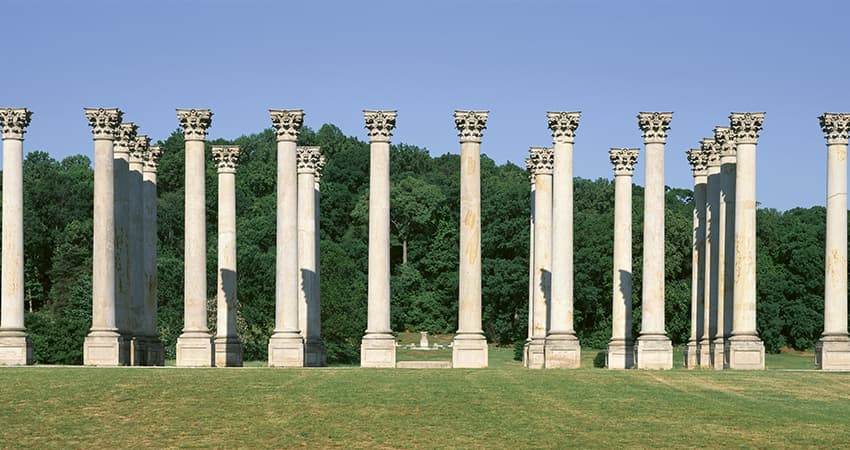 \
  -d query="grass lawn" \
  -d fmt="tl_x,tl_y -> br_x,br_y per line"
0,346 -> 845,448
